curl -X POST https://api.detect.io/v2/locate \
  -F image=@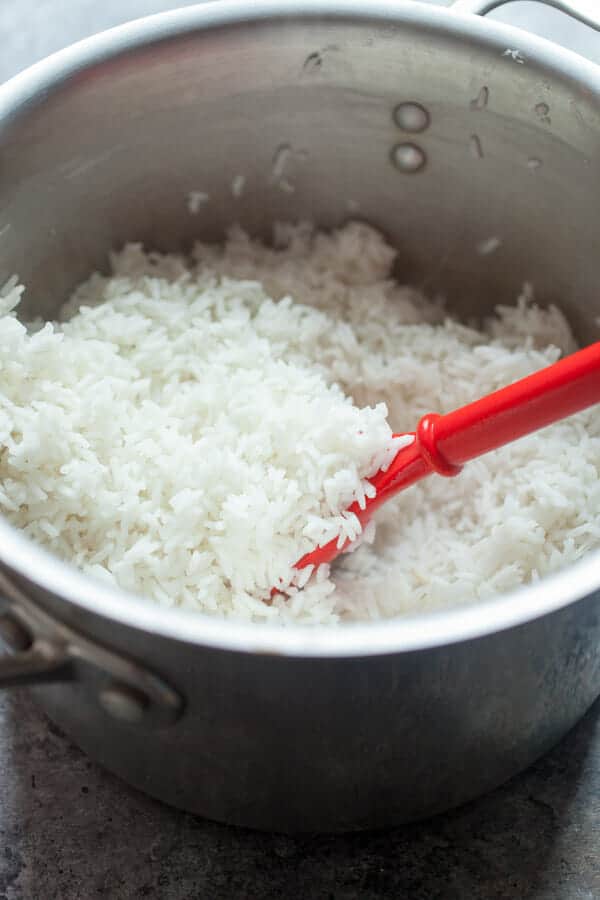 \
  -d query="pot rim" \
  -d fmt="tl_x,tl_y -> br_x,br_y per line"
0,0 -> 598,658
